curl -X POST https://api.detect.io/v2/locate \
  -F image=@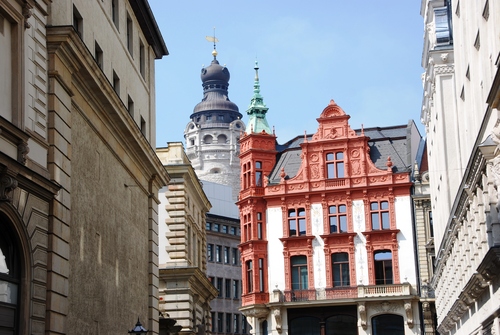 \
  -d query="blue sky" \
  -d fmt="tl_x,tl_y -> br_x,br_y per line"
149,1 -> 425,147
